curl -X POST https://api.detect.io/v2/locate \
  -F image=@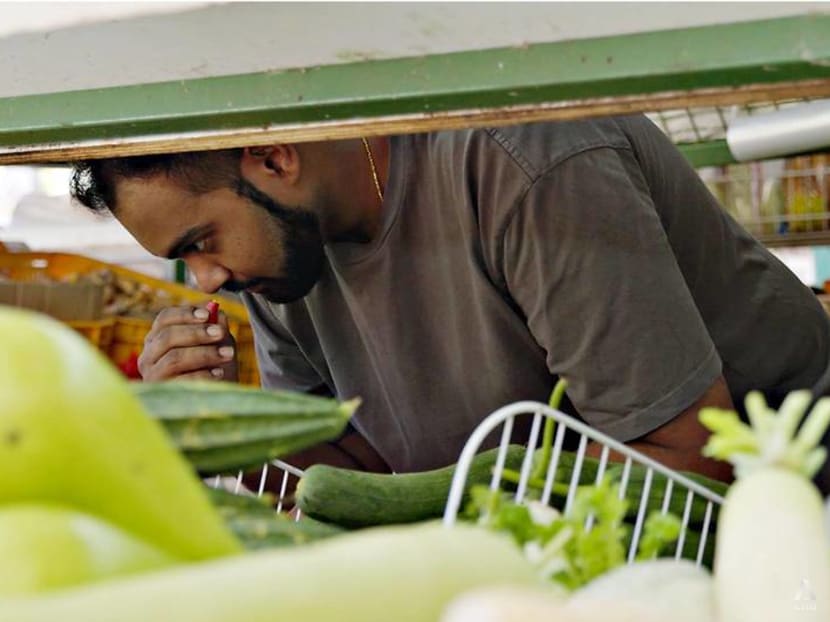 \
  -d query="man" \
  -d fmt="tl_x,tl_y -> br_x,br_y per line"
69,115 -> 830,484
